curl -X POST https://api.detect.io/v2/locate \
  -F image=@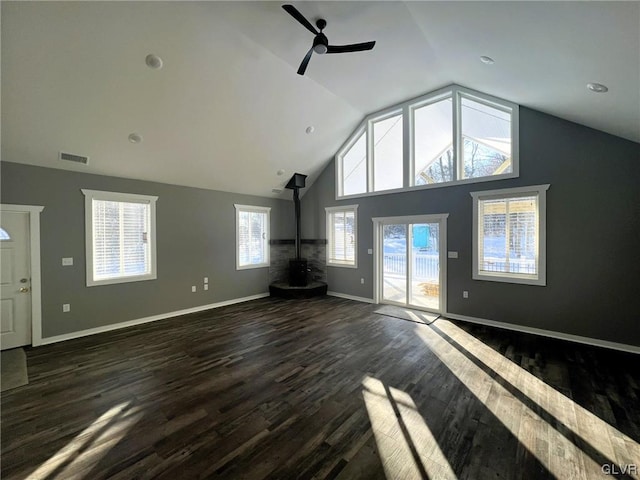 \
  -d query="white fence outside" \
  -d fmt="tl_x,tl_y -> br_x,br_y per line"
383,253 -> 439,281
